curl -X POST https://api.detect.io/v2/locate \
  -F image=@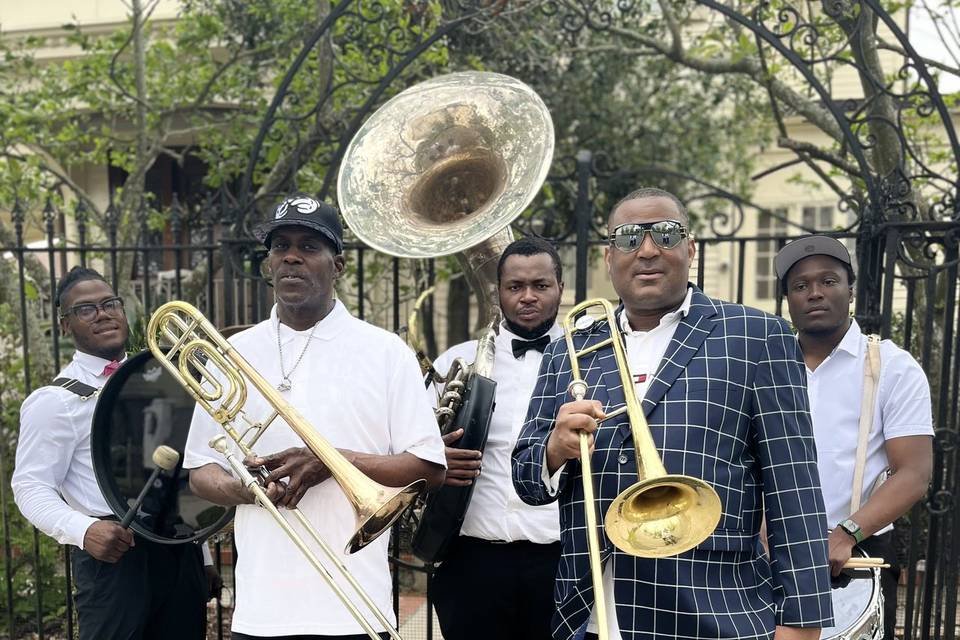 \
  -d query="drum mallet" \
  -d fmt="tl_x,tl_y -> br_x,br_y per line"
120,445 -> 181,528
